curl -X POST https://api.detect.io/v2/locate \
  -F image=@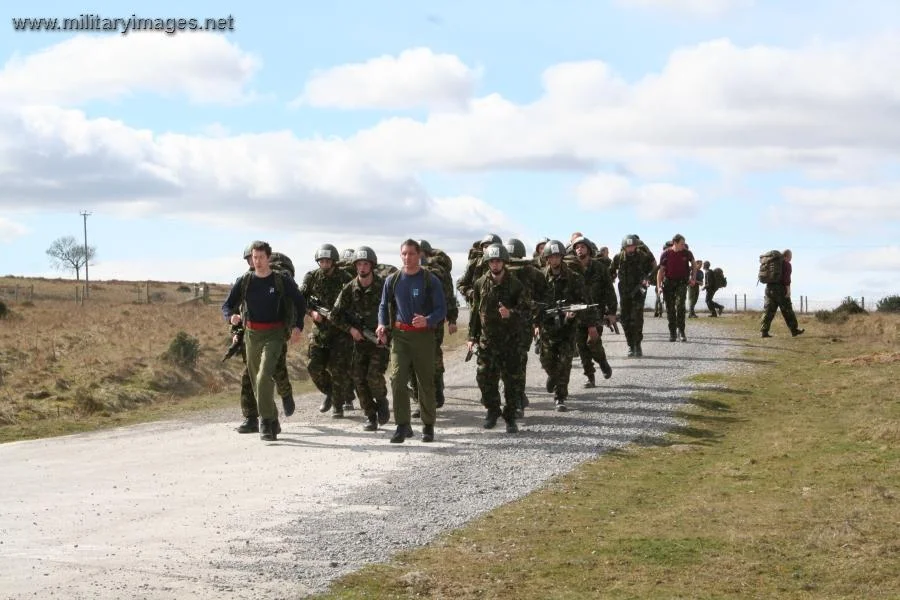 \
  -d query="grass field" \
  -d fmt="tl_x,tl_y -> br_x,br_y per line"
312,311 -> 900,599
